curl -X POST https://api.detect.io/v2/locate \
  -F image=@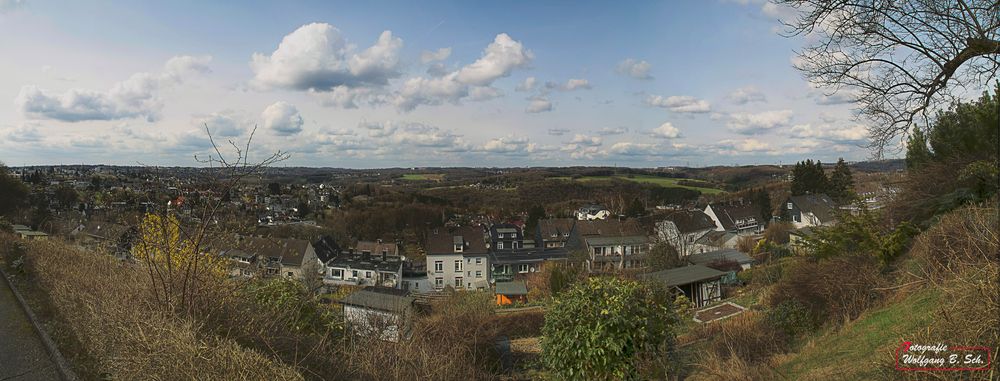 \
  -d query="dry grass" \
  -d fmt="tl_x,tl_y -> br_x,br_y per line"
9,236 -> 303,380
